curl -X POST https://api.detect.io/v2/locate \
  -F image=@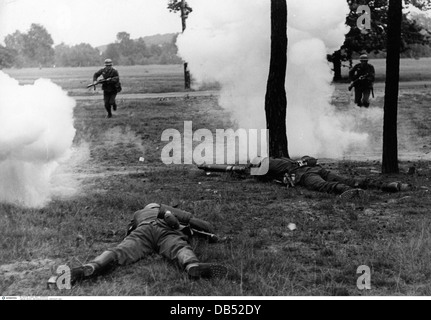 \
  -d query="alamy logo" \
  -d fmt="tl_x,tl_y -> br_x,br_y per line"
161,121 -> 269,175
55,265 -> 71,290
357,5 -> 372,34
357,265 -> 371,290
